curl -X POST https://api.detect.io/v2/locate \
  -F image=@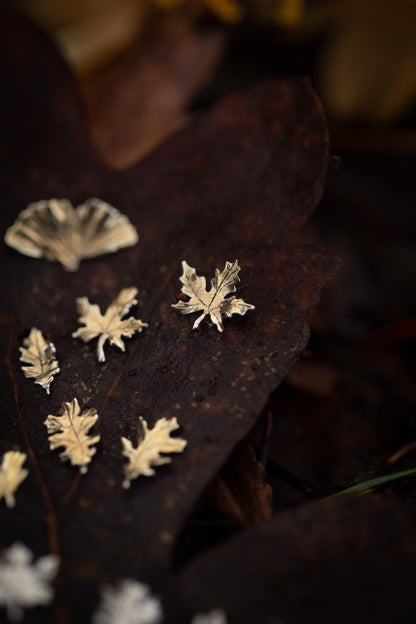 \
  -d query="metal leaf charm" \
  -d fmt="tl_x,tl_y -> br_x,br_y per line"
44,398 -> 100,473
0,451 -> 28,509
172,260 -> 255,332
121,417 -> 187,488
4,198 -> 138,271
19,328 -> 60,394
72,287 -> 148,362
